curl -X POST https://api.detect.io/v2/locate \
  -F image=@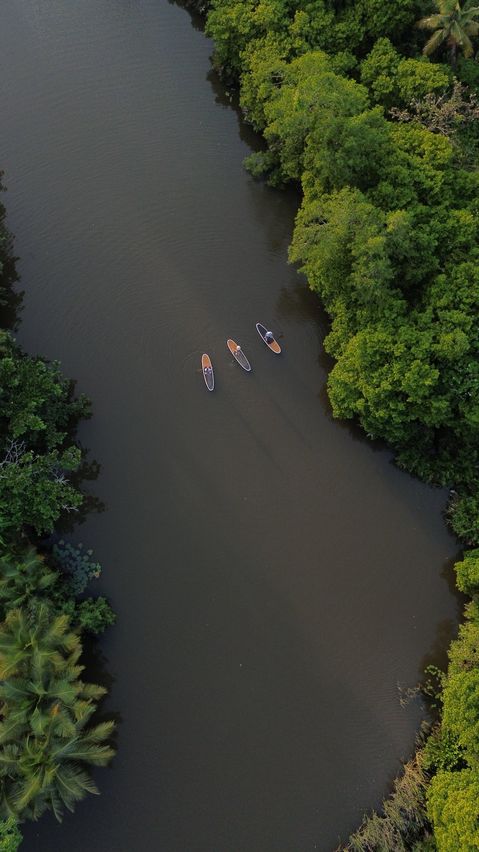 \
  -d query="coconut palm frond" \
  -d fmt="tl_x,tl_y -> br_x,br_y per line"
461,26 -> 475,53
417,0 -> 479,61
417,14 -> 449,29
12,773 -> 43,813
438,0 -> 459,10
84,720 -> 116,743
423,28 -> 449,54
49,789 -> 64,823
59,744 -> 115,767
48,677 -> 78,706
55,765 -> 99,805
0,719 -> 26,746
80,682 -> 107,701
